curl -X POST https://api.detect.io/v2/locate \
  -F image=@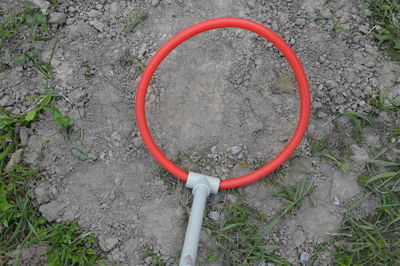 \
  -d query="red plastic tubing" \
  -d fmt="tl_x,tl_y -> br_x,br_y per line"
135,17 -> 311,190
